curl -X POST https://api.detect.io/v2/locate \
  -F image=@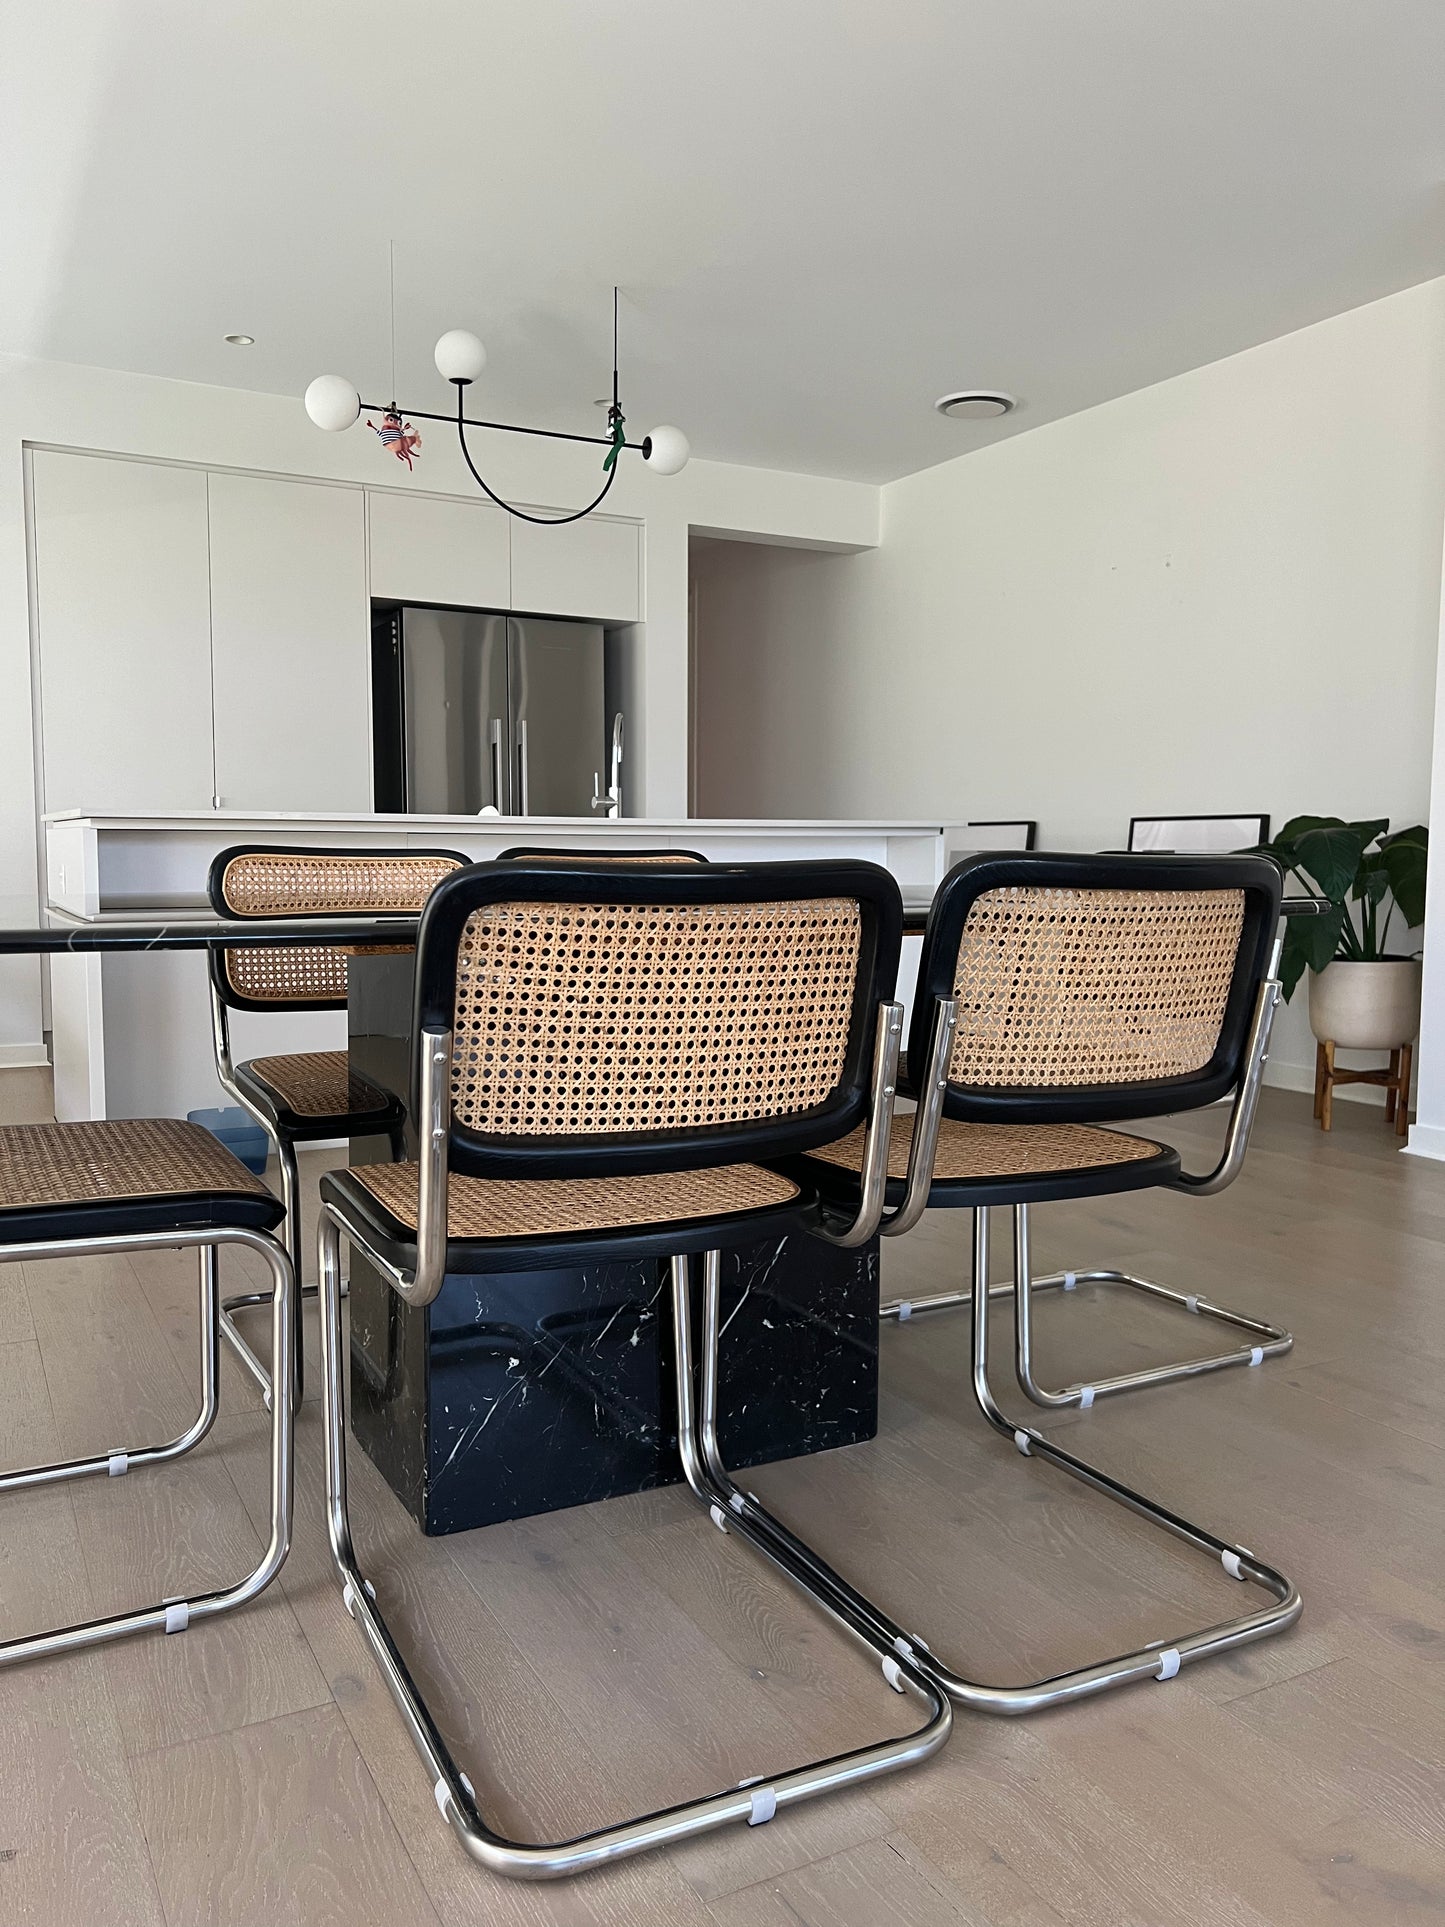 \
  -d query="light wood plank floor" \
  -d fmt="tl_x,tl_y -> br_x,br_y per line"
1,1067 -> 1442,1926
